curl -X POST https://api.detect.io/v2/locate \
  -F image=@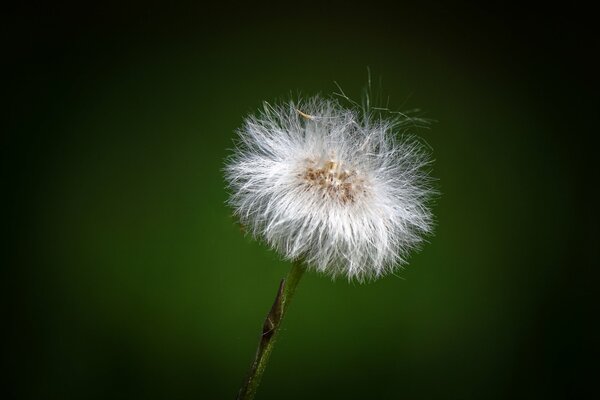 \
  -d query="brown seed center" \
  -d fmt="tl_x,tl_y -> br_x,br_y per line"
302,159 -> 363,204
